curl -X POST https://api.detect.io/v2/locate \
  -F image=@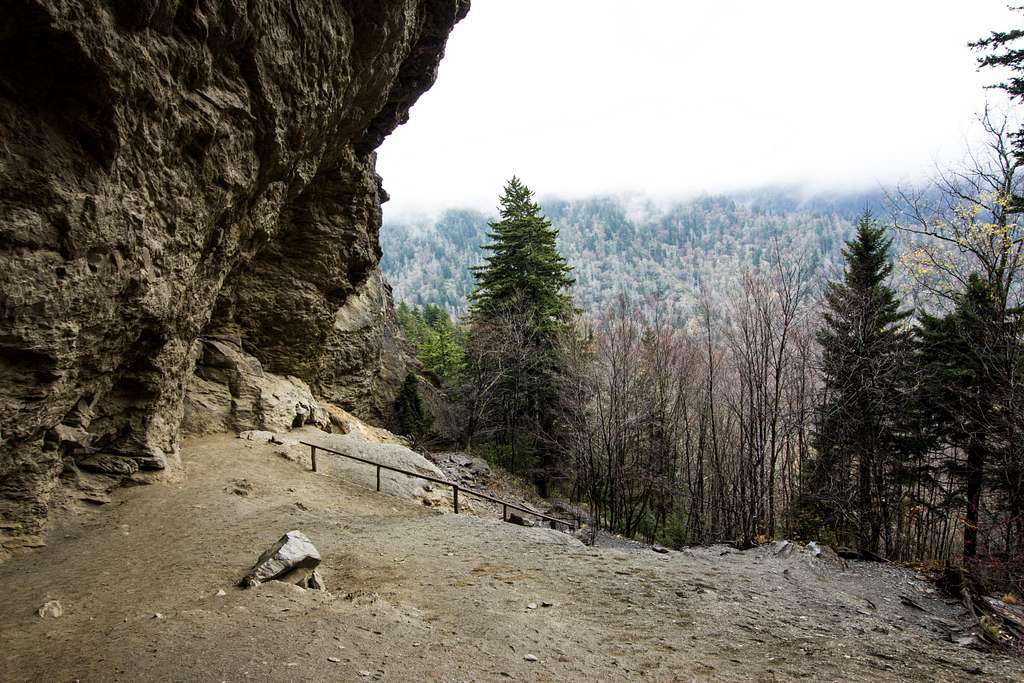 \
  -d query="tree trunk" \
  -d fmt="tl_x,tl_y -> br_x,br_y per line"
963,440 -> 986,559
